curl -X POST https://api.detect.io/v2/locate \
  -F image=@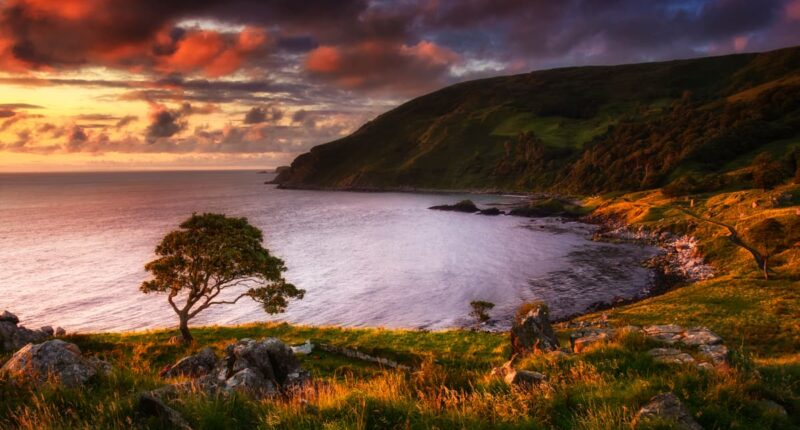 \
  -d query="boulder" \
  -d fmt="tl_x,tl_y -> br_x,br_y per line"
55,327 -> 66,337
291,340 -> 314,355
648,348 -> 696,365
504,369 -> 547,388
1,339 -> 110,387
698,344 -> 728,365
510,303 -> 559,355
0,311 -> 55,352
680,328 -> 722,346
224,368 -> 277,396
632,393 -> 702,430
136,391 -> 192,430
0,310 -> 19,324
161,347 -> 217,378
